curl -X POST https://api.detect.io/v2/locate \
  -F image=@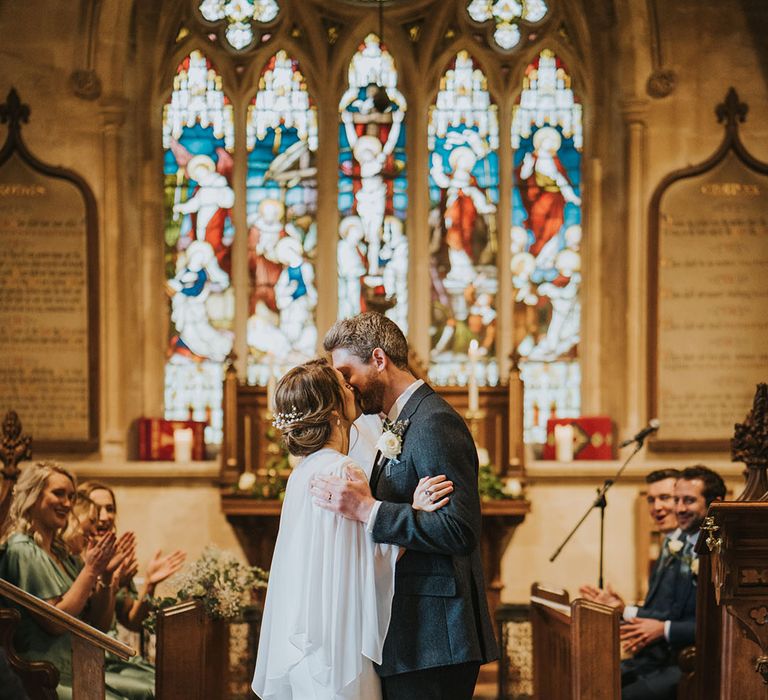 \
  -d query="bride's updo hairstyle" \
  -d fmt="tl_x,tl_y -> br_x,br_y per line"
273,358 -> 345,457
